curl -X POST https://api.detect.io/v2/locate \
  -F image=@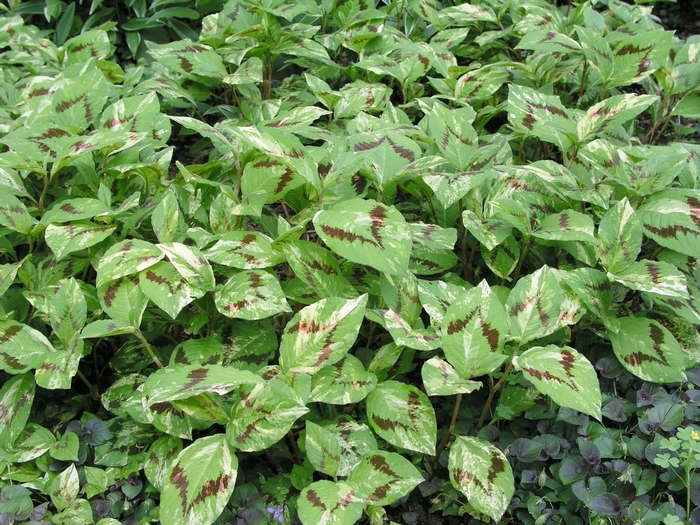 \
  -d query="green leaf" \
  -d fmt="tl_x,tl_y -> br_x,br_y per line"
427,104 -> 477,171
533,210 -> 596,243
608,317 -> 687,383
45,222 -> 116,260
442,280 -> 508,378
49,278 -> 86,346
280,295 -> 367,373
609,30 -> 672,88
205,231 -> 285,269
481,235 -> 520,280
160,434 -> 237,525
98,275 -> 148,327
455,68 -> 509,103
369,309 -> 441,351
226,376 -> 309,452
449,436 -> 515,522
637,192 -> 700,258
35,337 -> 87,390
96,239 -> 164,289
53,61 -> 109,130
347,450 -> 423,506
514,345 -> 602,419
145,436 -> 183,492
366,380 -> 436,455
50,431 -> 80,462
505,266 -> 563,344
309,355 -> 377,404
241,155 -> 305,204
516,30 -> 581,55
42,198 -> 111,224
142,364 -> 263,406
0,373 -> 35,449
462,211 -> 512,251
0,423 -> 56,463
610,260 -> 689,299
215,270 -> 290,320
314,199 -> 412,277
597,198 -> 642,275
152,192 -> 182,244
0,193 -> 35,235
280,240 -> 350,300
426,169 -> 496,210
64,30 -> 112,64
139,261 -> 205,319
0,320 -> 56,373
559,268 -> 614,321
298,480 -> 364,525
305,421 -> 342,477
422,357 -> 482,396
